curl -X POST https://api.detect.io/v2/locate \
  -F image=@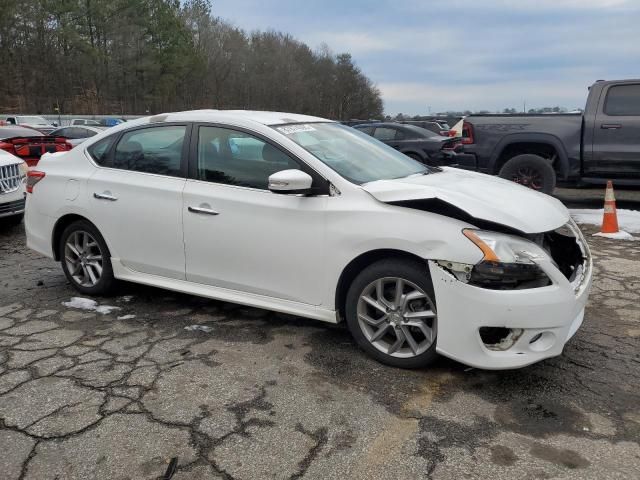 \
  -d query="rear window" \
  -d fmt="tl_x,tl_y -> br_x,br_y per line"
604,84 -> 640,116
